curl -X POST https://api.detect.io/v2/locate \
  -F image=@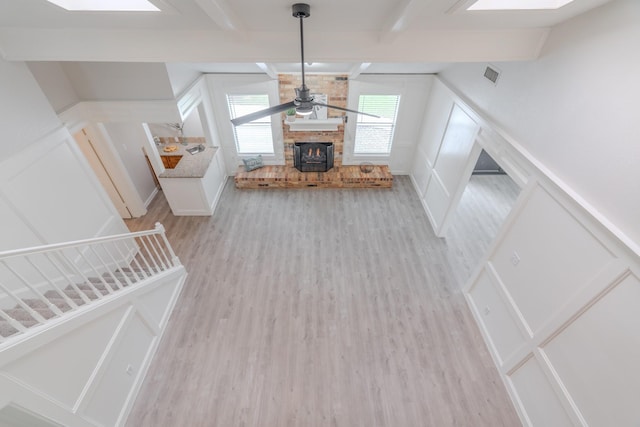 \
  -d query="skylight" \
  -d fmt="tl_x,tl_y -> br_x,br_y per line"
468,0 -> 575,10
46,0 -> 160,12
